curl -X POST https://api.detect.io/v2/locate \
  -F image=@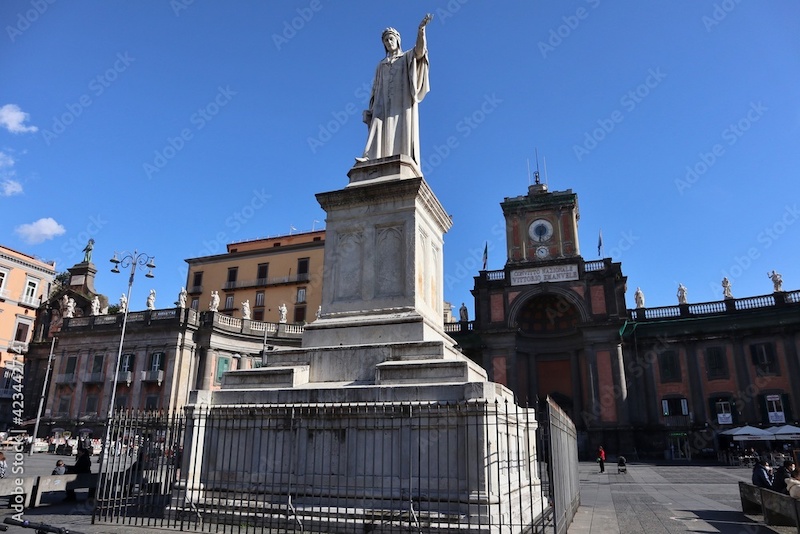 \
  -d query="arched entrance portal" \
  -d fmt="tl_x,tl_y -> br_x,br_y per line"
514,293 -> 584,416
